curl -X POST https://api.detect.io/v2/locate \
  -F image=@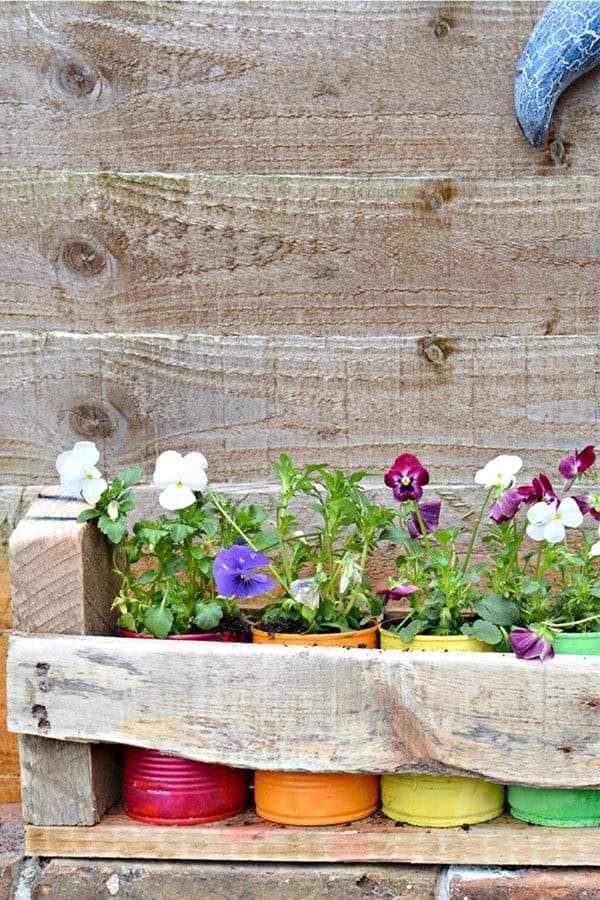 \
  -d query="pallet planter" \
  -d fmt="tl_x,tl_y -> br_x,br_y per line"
5,494 -> 600,864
